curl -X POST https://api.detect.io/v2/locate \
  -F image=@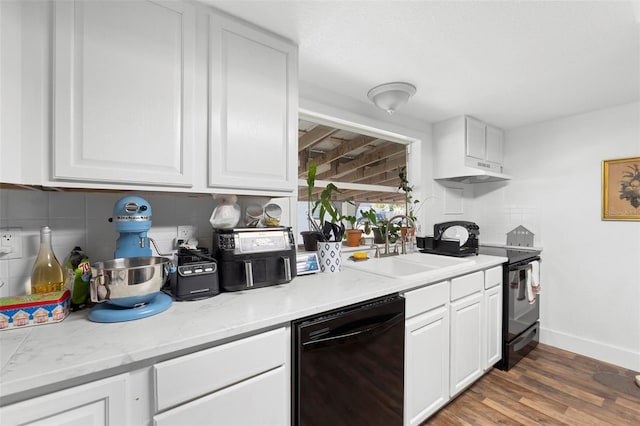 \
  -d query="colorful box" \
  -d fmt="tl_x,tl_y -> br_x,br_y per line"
0,290 -> 70,331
